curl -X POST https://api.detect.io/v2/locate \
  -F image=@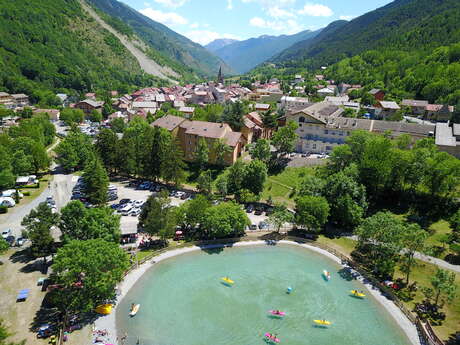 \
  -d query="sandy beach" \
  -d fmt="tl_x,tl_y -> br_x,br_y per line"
93,241 -> 421,345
